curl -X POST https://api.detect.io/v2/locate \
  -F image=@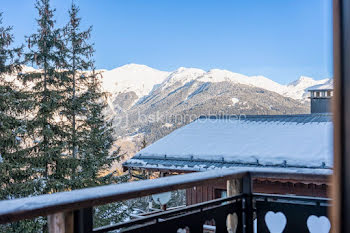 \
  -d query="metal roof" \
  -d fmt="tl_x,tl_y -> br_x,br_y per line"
307,79 -> 333,91
123,113 -> 333,172
199,113 -> 332,123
